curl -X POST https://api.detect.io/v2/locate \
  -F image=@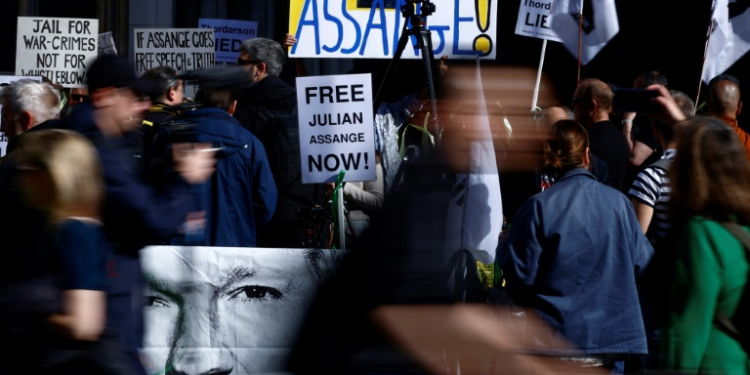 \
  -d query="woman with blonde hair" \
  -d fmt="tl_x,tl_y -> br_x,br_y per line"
9,129 -> 134,374
499,119 -> 653,372
660,116 -> 750,374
